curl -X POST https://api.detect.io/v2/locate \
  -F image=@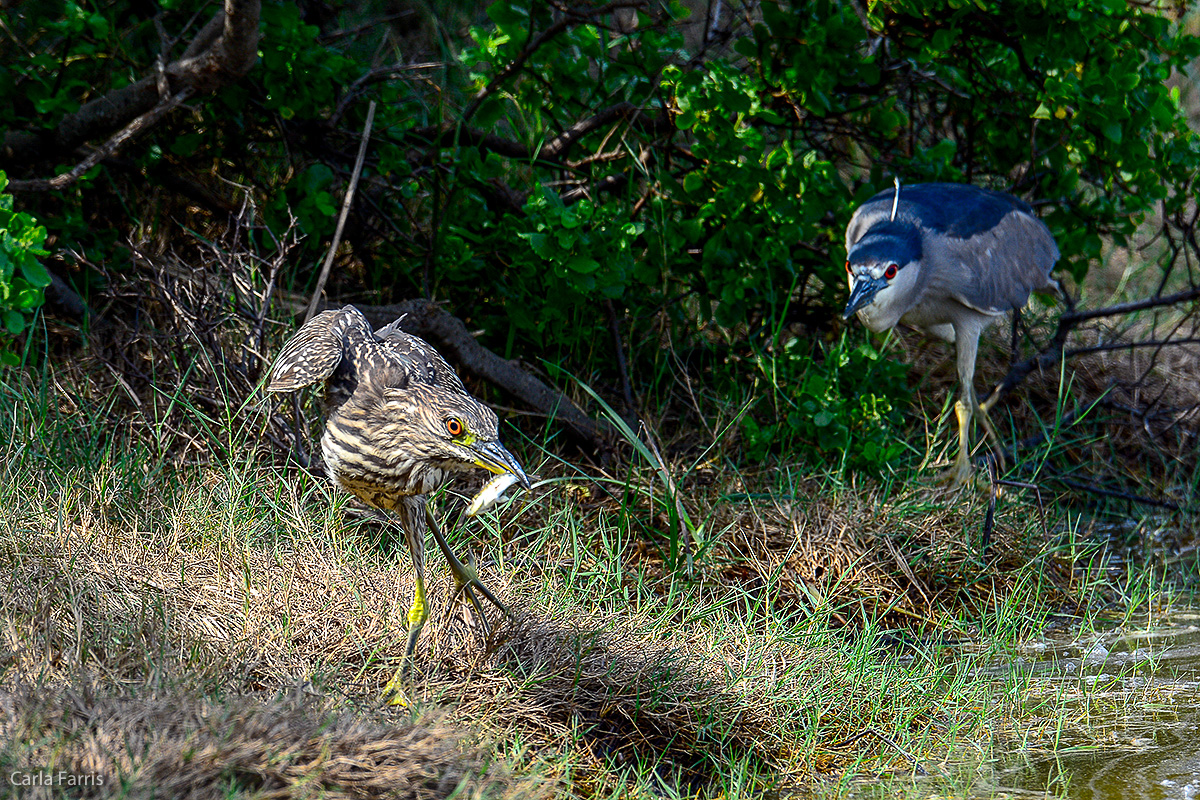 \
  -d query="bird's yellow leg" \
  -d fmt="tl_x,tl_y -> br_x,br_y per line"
426,508 -> 508,616
945,398 -> 974,485
383,575 -> 428,706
